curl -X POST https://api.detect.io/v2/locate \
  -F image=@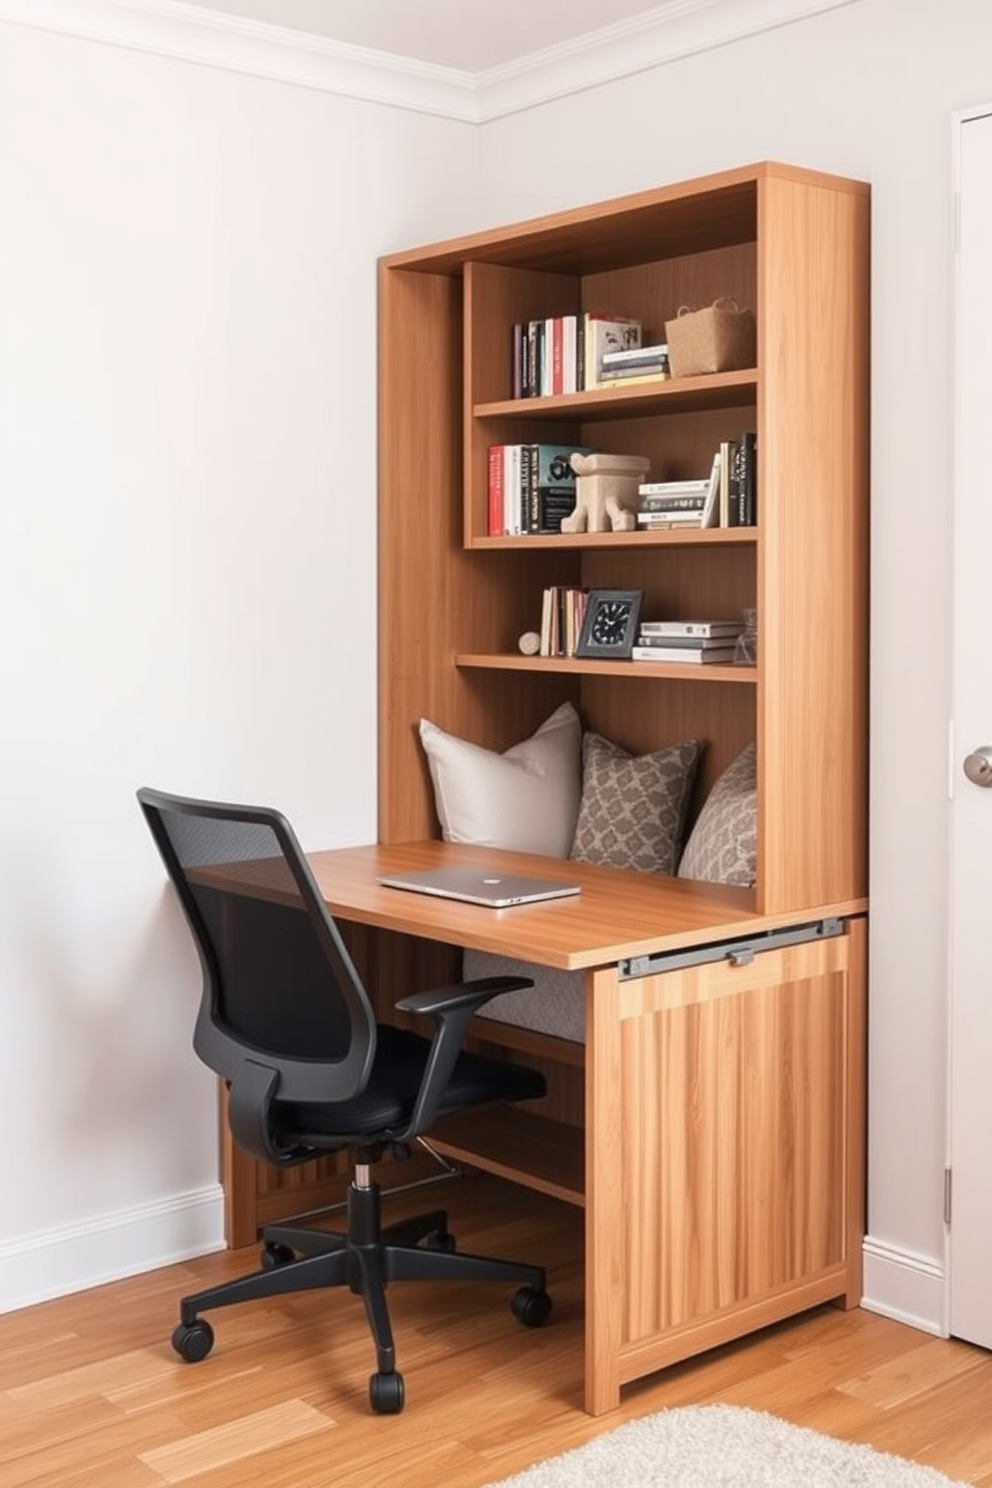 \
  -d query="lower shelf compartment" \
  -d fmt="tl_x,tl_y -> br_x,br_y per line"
431,1104 -> 585,1208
